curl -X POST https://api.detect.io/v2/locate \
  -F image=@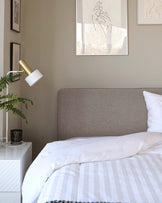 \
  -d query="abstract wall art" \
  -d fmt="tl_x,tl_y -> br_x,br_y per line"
10,42 -> 21,81
11,0 -> 21,32
138,0 -> 162,24
76,0 -> 128,55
